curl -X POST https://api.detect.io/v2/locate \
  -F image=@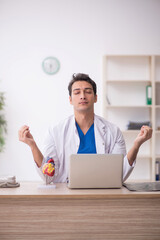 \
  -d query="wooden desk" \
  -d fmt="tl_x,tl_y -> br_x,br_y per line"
0,182 -> 160,240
